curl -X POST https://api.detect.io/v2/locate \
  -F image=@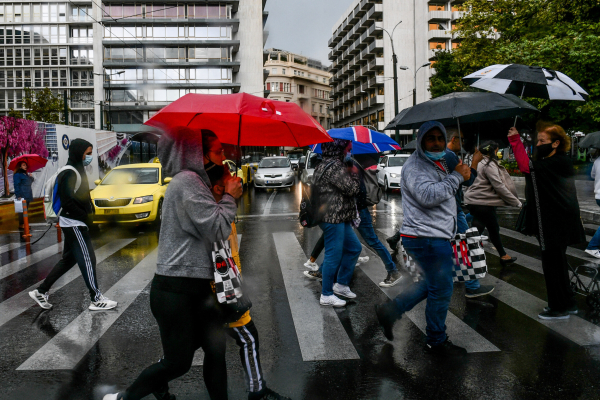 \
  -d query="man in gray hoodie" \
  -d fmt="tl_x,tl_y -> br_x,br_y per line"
375,121 -> 471,357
